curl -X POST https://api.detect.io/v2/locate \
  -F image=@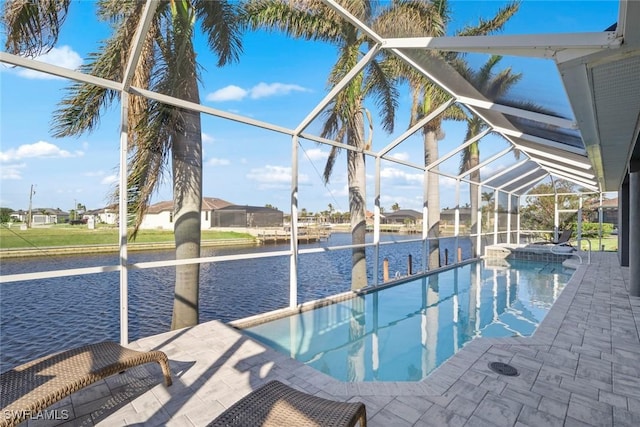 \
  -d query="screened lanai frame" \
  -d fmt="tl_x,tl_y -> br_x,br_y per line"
0,0 -> 631,345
